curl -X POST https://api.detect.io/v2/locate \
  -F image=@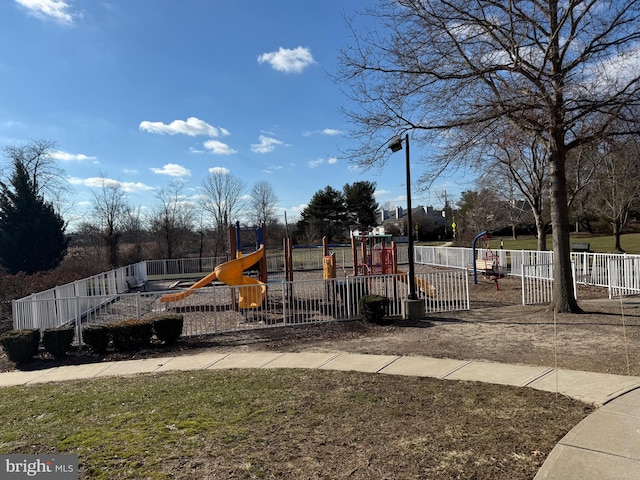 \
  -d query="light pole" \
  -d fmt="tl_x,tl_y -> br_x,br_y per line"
389,134 -> 417,301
